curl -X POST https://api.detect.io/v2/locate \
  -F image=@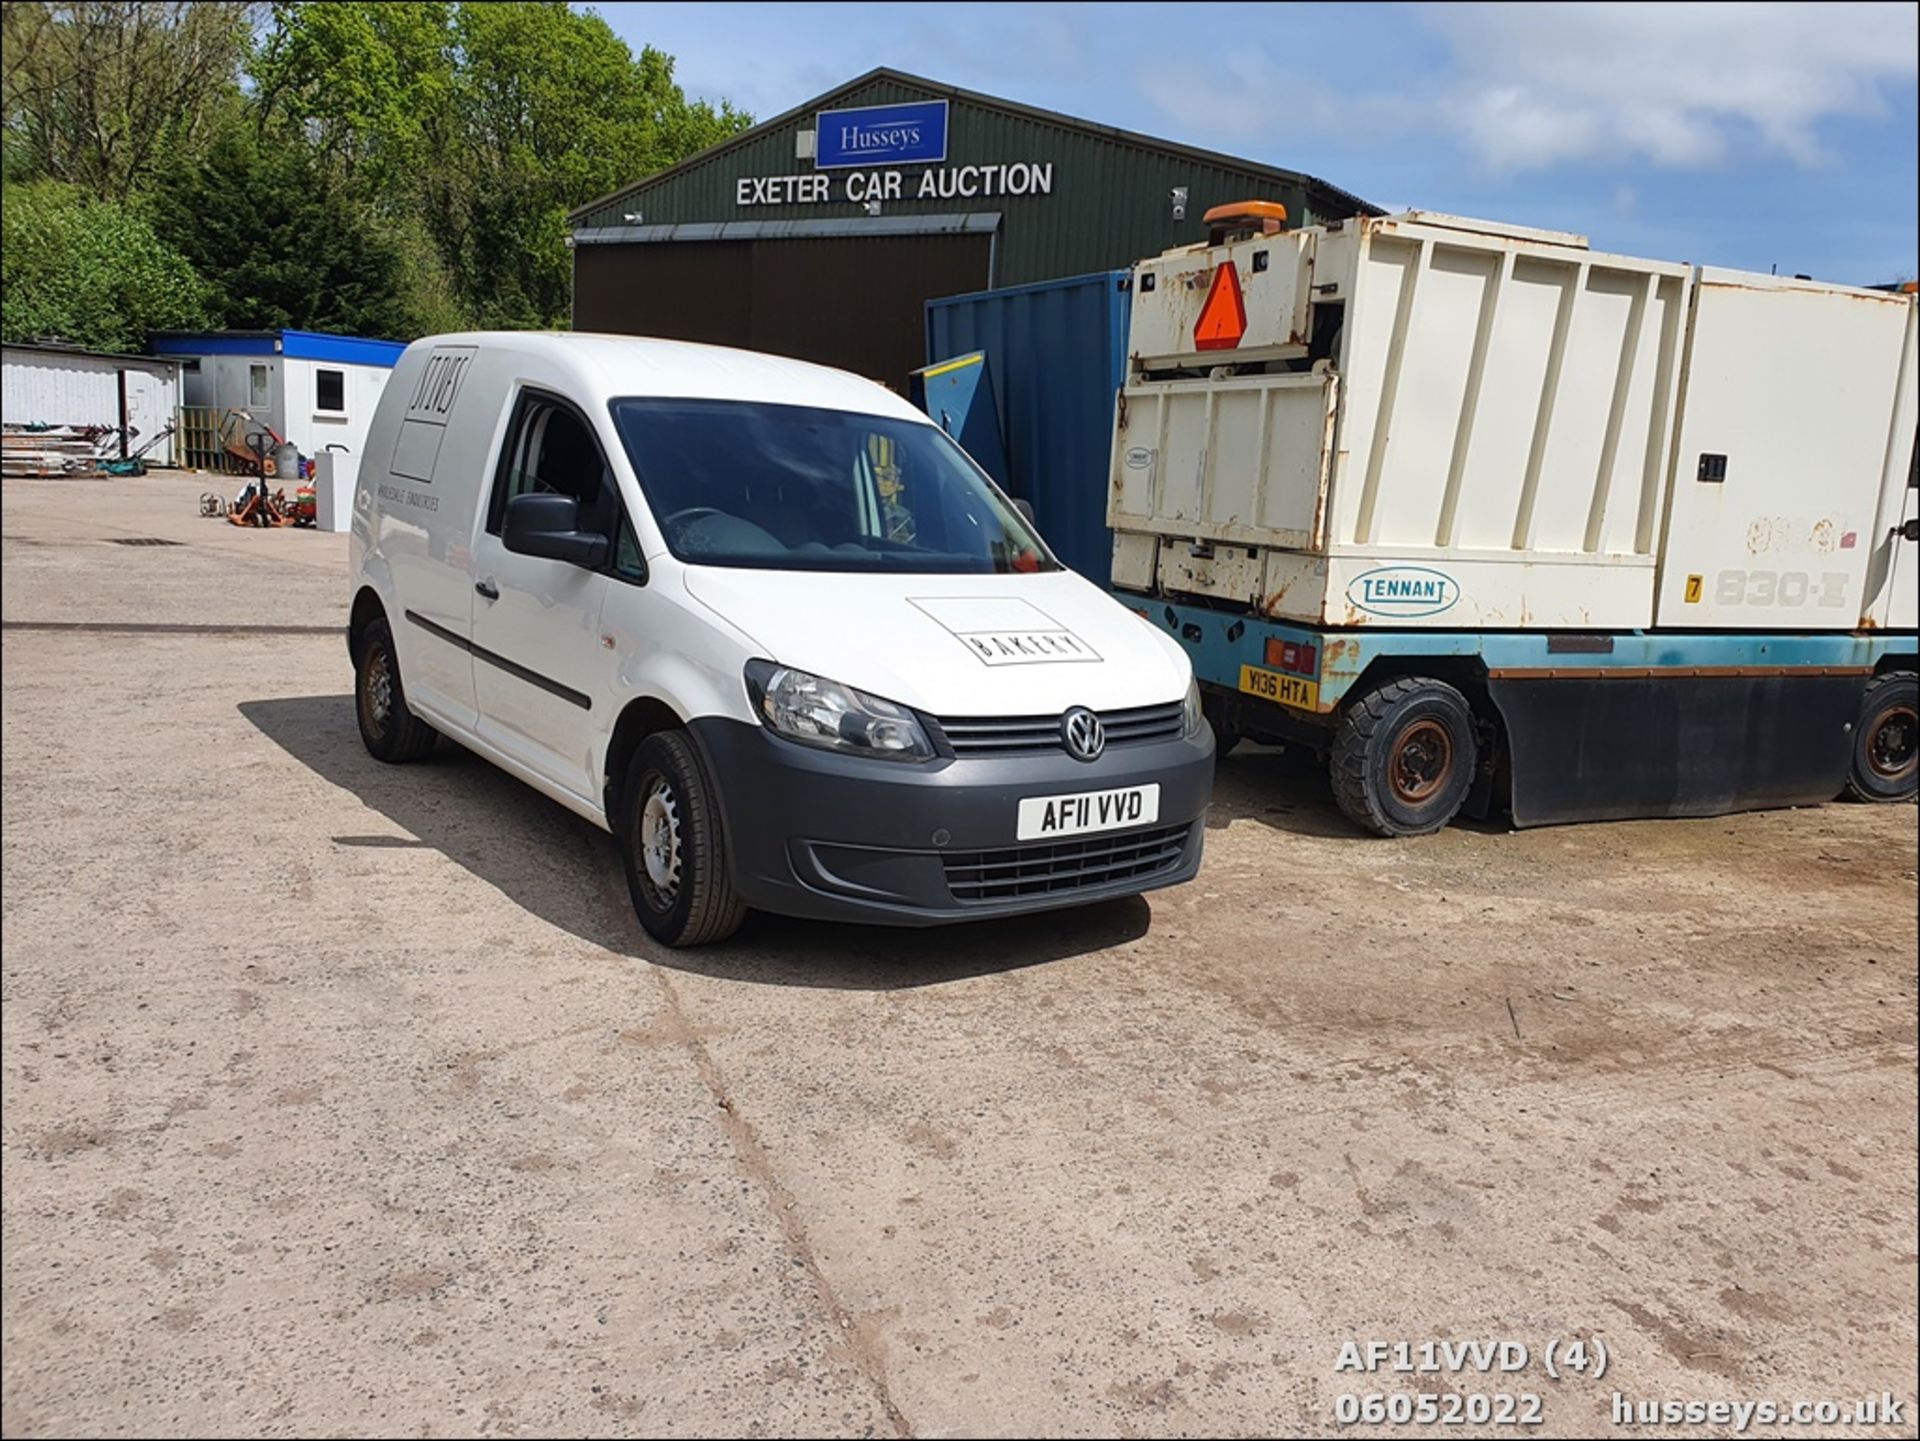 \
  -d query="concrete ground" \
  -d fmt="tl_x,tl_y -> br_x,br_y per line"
3,474 -> 1916,1438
